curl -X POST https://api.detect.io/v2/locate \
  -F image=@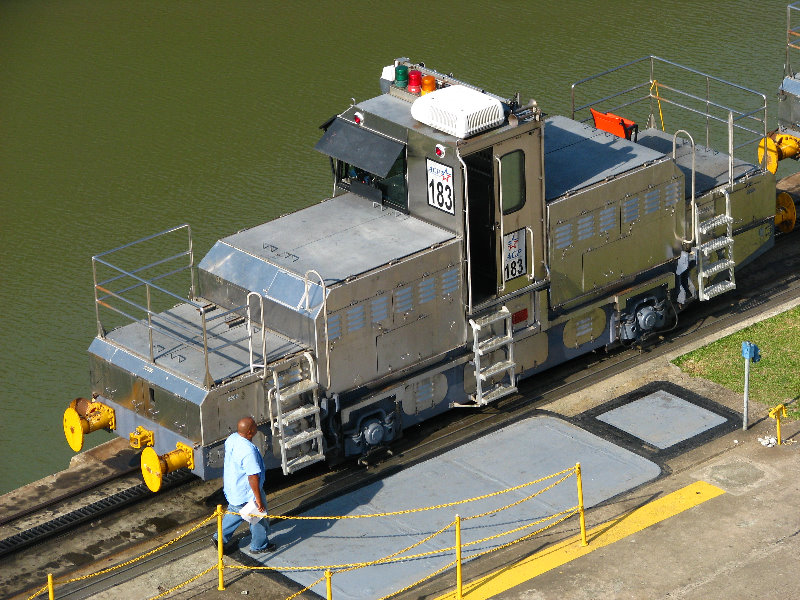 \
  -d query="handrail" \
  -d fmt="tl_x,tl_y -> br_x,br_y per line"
570,55 -> 767,169
673,129 -> 697,245
455,147 -> 473,315
91,224 -> 232,390
301,269 -> 331,389
247,291 -> 267,376
495,155 -> 506,293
